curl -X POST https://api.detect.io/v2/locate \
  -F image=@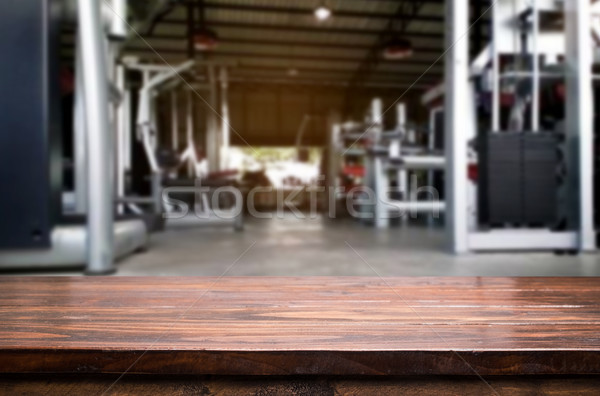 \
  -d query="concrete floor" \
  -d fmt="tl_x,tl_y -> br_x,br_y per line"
110,214 -> 600,276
